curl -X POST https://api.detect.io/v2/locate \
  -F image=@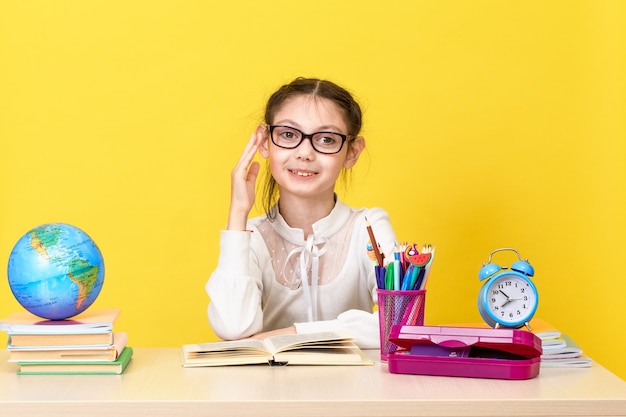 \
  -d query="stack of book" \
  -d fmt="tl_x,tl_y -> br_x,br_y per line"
533,322 -> 592,368
0,308 -> 132,375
